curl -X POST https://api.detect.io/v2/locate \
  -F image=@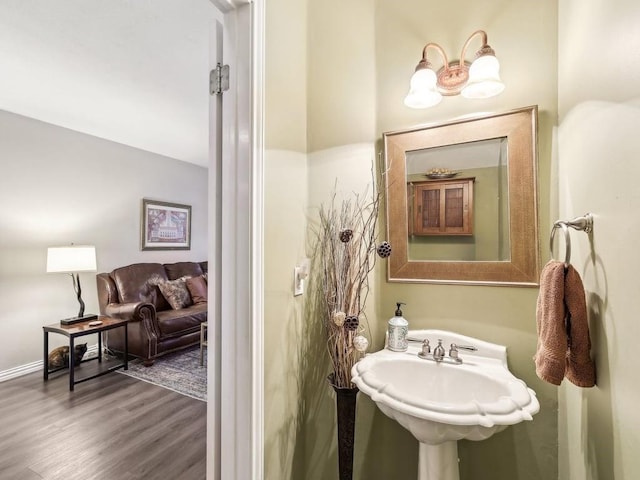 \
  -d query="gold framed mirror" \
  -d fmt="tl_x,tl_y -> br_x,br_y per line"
383,105 -> 539,286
